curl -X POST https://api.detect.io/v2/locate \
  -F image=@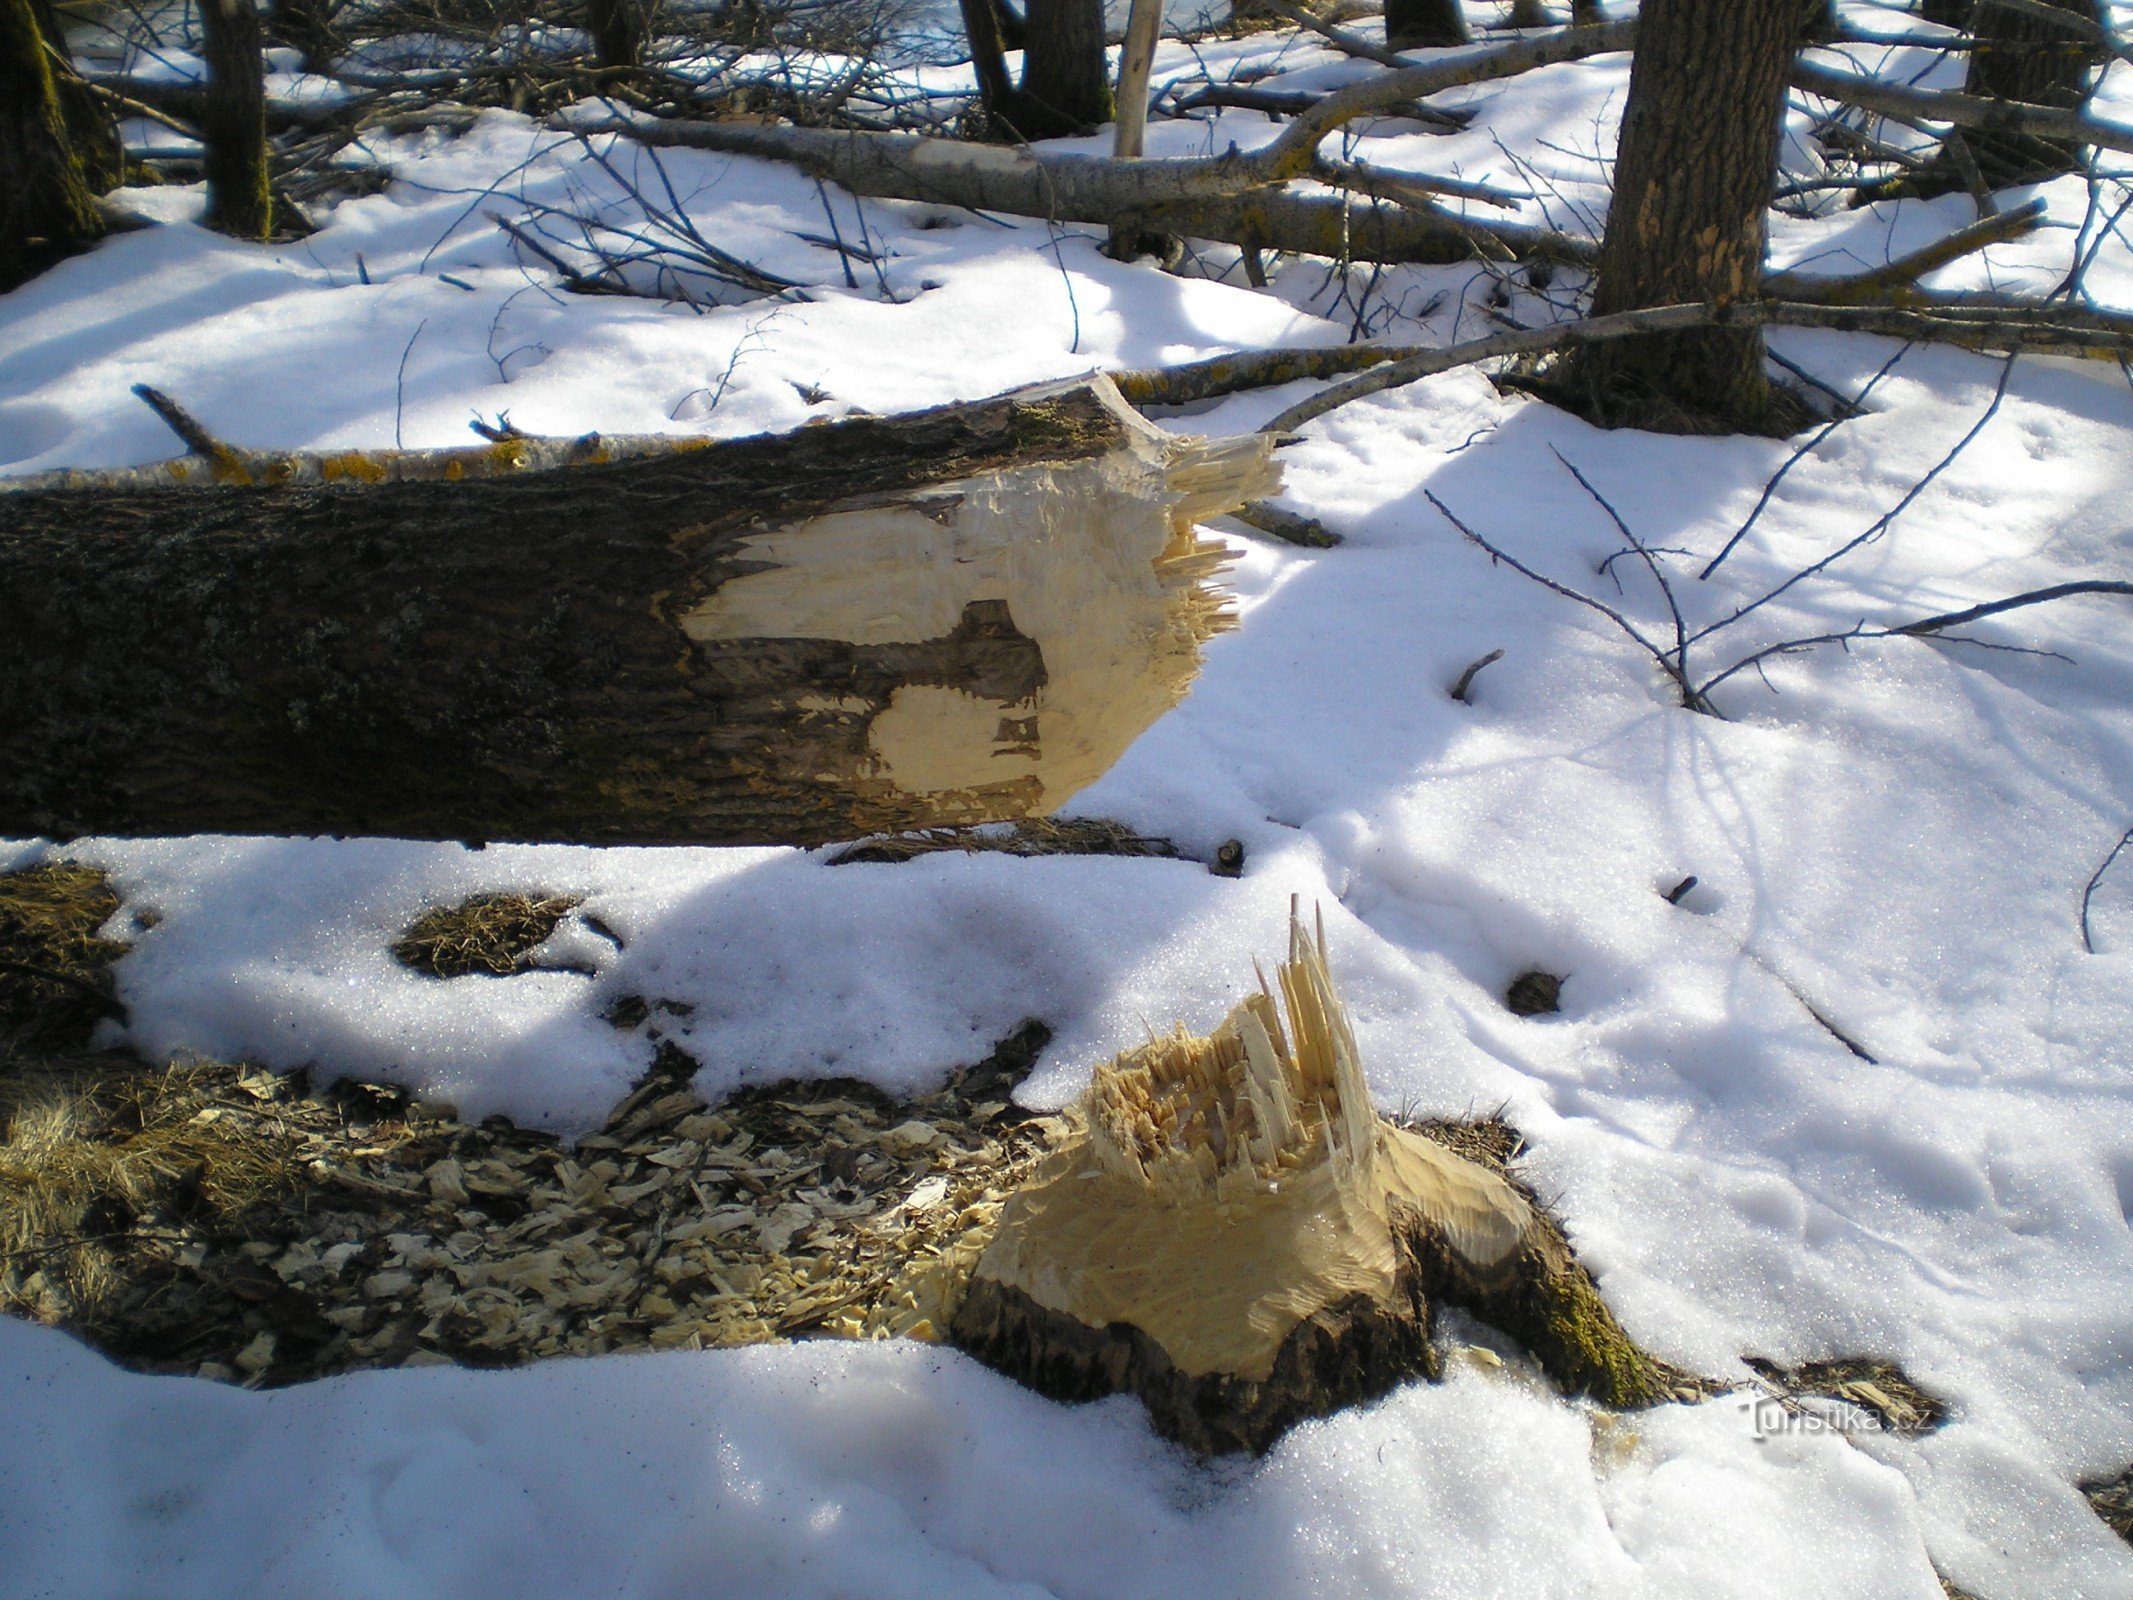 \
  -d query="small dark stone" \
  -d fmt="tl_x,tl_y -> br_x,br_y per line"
1211,839 -> 1246,878
1505,971 -> 1563,1017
